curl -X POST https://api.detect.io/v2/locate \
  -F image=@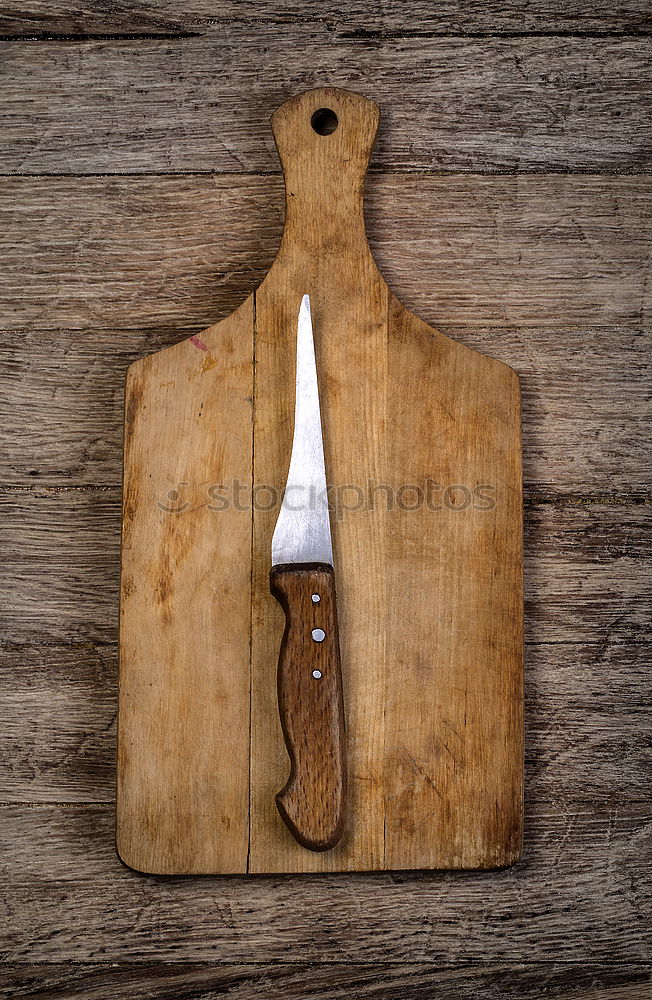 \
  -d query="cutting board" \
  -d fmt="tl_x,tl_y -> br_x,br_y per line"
116,87 -> 524,875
